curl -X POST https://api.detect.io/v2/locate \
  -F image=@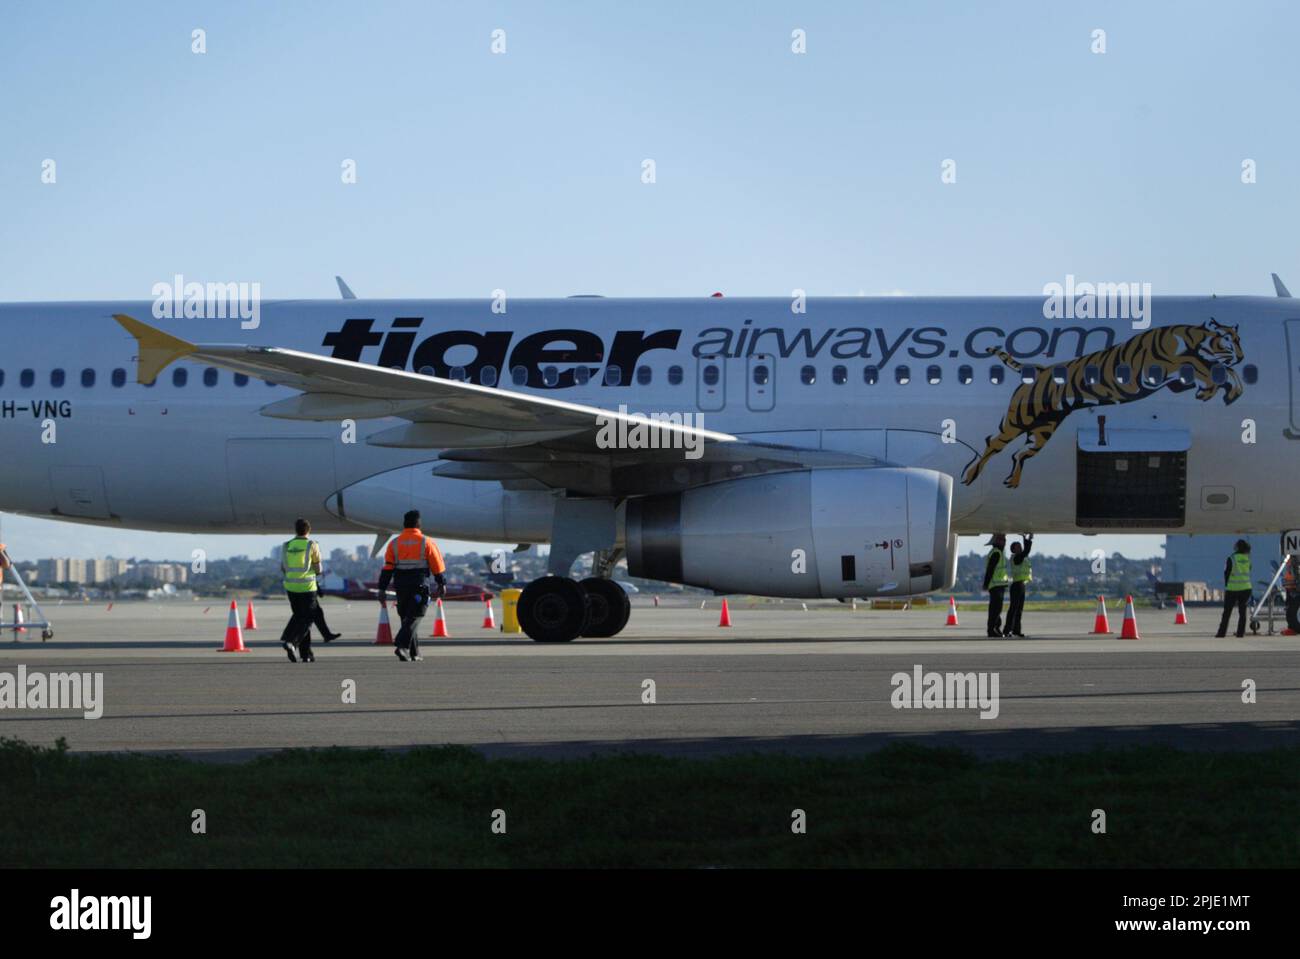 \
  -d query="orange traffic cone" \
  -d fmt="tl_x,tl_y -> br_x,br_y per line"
1173,595 -> 1188,625
244,599 -> 258,631
718,598 -> 732,627
14,605 -> 25,635
1091,596 -> 1111,634
481,596 -> 496,629
1120,595 -> 1141,640
373,601 -> 394,645
945,596 -> 959,626
432,598 -> 450,638
218,600 -> 248,652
